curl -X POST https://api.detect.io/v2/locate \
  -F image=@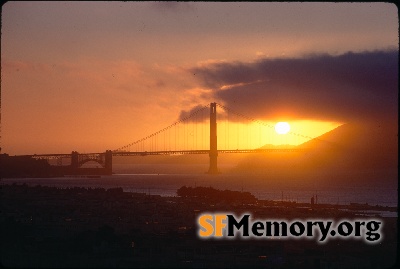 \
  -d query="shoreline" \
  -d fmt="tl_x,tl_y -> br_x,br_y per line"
1,177 -> 397,211
1,182 -> 397,218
